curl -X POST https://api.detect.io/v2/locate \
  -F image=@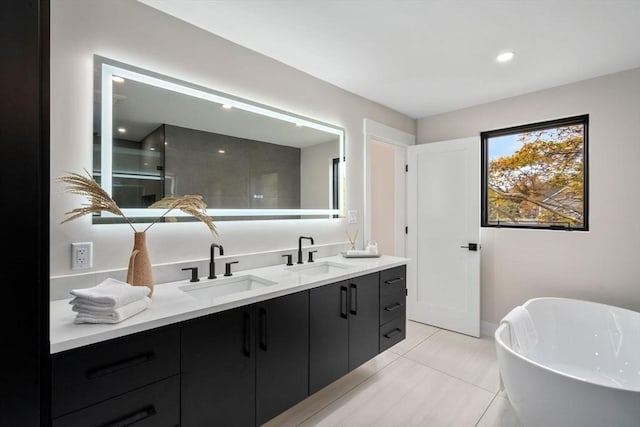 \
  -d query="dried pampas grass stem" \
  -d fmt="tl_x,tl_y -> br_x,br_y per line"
56,169 -> 218,236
